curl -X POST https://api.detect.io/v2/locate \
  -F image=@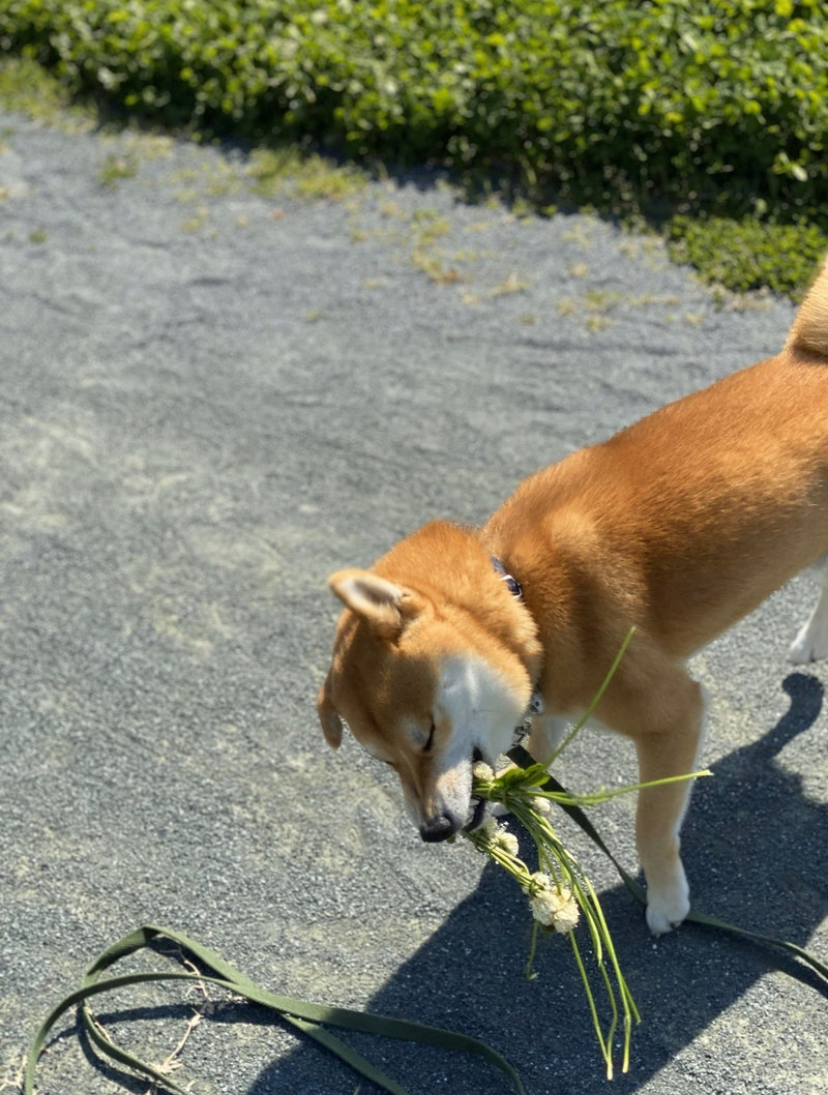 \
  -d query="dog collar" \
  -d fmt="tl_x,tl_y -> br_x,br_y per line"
491,556 -> 545,719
